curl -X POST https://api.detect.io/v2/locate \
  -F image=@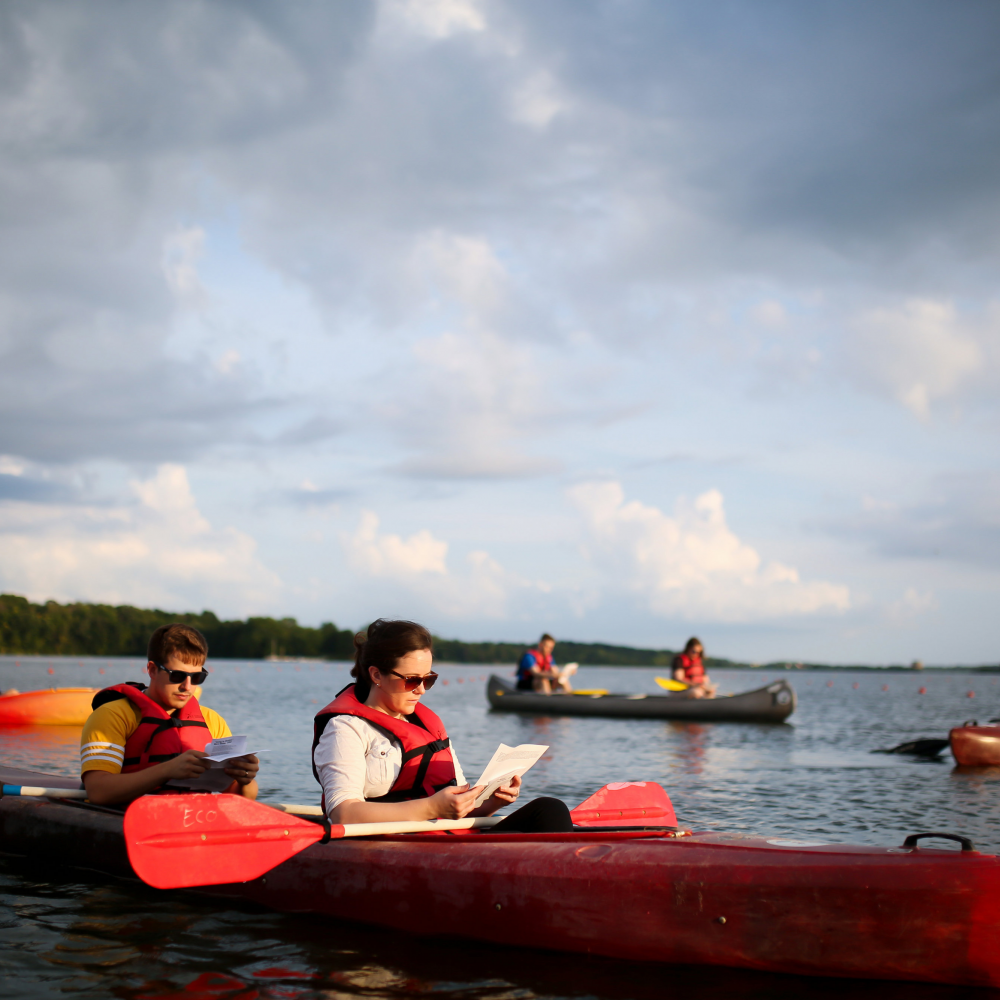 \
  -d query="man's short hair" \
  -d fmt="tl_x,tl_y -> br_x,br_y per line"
148,624 -> 209,666
540,633 -> 555,644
